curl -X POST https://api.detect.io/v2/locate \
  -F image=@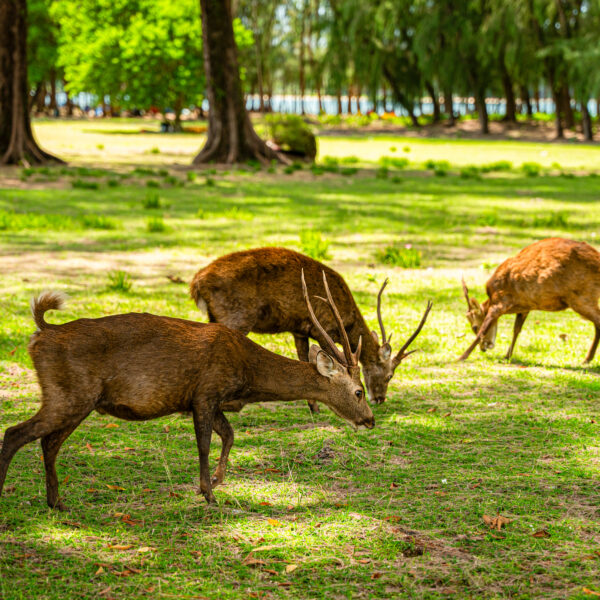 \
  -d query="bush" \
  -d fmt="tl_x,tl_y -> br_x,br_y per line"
147,216 -> 166,233
187,171 -> 197,182
521,162 -> 542,177
425,159 -> 450,175
71,179 -> 99,190
81,215 -> 118,230
300,230 -> 331,260
480,160 -> 512,173
107,178 -> 120,187
377,244 -> 422,268
460,166 -> 481,179
380,156 -> 409,169
107,270 -> 132,292
265,114 -> 317,161
340,155 -> 360,164
532,212 -> 568,229
149,147 -> 161,154
142,191 -> 161,209
146,180 -> 160,188
340,167 -> 358,176
376,166 -> 389,179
